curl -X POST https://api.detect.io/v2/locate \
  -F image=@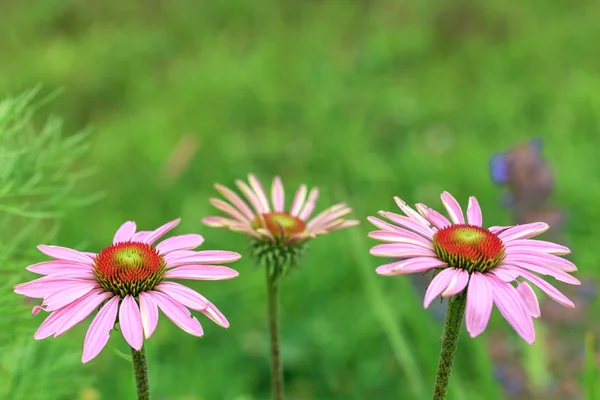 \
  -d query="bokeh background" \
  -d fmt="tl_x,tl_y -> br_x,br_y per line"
2,0 -> 600,399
